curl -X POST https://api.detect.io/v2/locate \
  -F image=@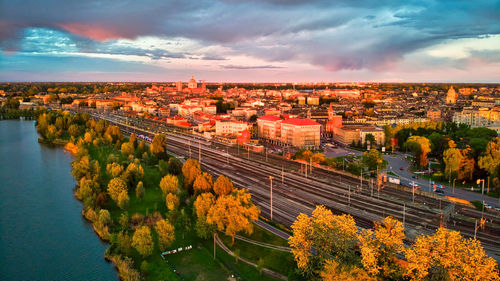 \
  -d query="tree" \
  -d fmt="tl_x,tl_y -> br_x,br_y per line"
289,205 -> 358,275
405,136 -> 431,167
117,191 -> 129,210
362,149 -> 386,171
98,209 -> 112,225
206,189 -> 260,245
150,134 -> 167,158
405,227 -> 499,281
176,209 -> 191,240
168,157 -> 182,175
132,226 -> 154,257
443,140 -> 462,180
182,159 -> 201,190
213,175 -> 235,196
158,160 -> 169,177
311,153 -> 326,164
479,137 -> 500,176
121,161 -> 144,188
358,217 -> 405,278
193,172 -> 213,194
458,146 -> 475,181
383,125 -> 394,148
117,231 -> 132,256
365,133 -> 376,146
159,174 -> 179,195
106,163 -> 124,178
234,249 -> 241,264
321,259 -> 374,281
194,192 -> 216,218
121,142 -> 135,157
111,101 -> 122,110
68,124 -> 80,138
165,193 -> 180,211
107,177 -> 127,202
155,219 -> 175,251
136,181 -> 145,199
119,212 -> 129,229
249,114 -> 258,122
